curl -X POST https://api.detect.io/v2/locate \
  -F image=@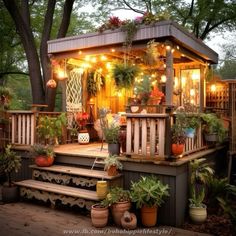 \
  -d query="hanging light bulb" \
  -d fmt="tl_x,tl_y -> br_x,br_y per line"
46,79 -> 57,88
160,75 -> 167,83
